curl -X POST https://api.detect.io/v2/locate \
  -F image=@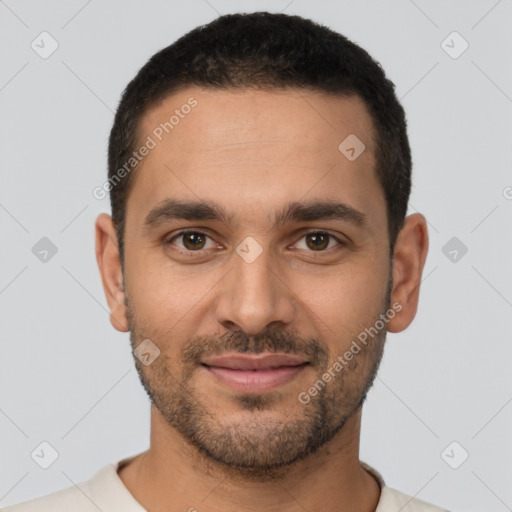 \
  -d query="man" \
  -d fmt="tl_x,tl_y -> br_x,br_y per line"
6,11 -> 448,512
